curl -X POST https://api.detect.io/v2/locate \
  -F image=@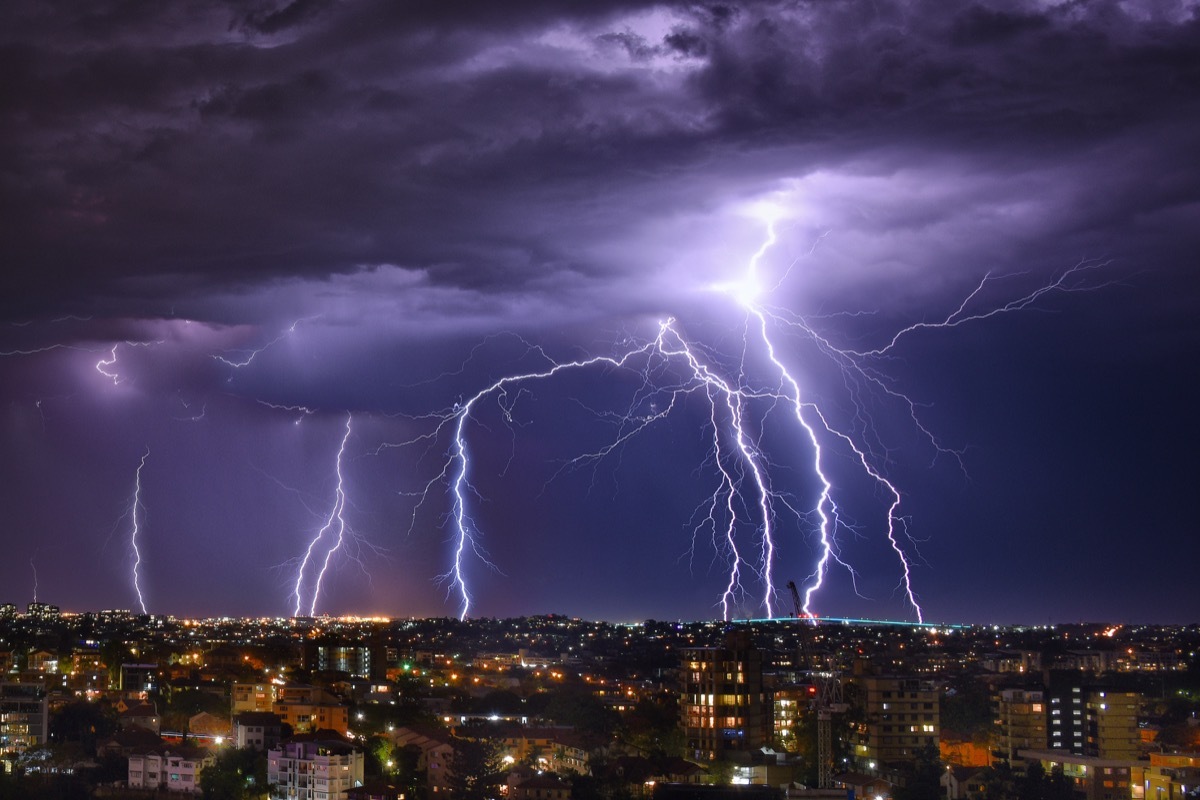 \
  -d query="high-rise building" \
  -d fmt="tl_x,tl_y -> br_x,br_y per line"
1046,675 -> 1140,760
679,632 -> 772,761
25,602 -> 60,619
850,675 -> 939,771
1086,690 -> 1139,761
0,682 -> 48,758
995,688 -> 1048,765
301,641 -> 387,680
773,684 -> 816,752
